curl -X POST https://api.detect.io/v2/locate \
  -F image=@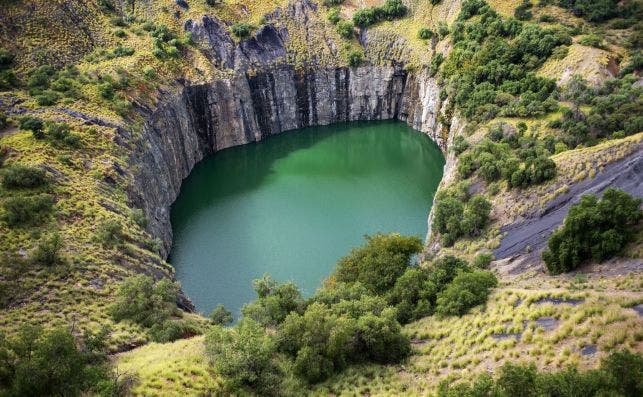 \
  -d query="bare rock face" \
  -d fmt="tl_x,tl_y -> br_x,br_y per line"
130,64 -> 449,257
